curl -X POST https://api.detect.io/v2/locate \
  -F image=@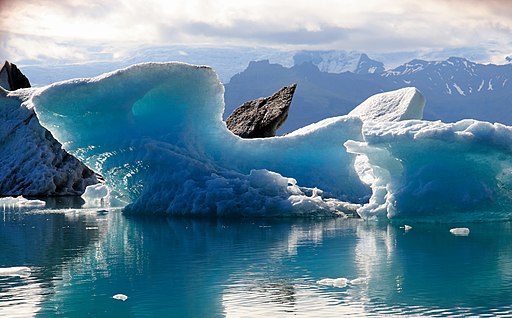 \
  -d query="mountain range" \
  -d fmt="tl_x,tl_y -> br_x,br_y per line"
224,54 -> 512,133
